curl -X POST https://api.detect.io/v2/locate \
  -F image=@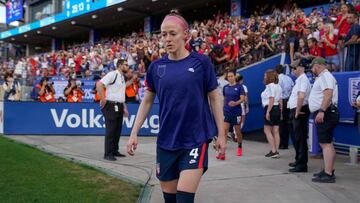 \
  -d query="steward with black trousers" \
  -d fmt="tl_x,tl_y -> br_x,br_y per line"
288,59 -> 311,172
97,59 -> 129,161
275,65 -> 294,149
